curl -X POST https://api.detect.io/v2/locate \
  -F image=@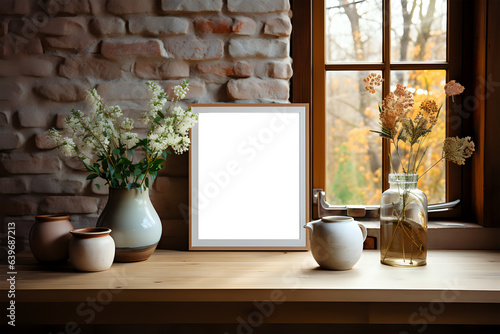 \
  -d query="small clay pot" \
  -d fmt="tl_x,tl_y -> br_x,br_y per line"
29,215 -> 74,264
69,227 -> 115,272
